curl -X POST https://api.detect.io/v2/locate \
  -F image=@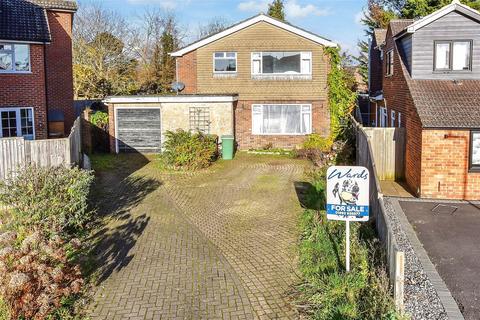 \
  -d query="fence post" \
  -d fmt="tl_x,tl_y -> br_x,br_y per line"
394,251 -> 405,313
